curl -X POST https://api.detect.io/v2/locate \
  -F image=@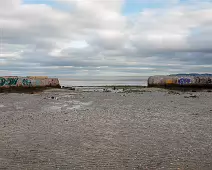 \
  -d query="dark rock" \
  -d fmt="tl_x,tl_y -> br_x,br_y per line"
69,87 -> 75,91
168,91 -> 180,95
190,95 -> 198,98
184,95 -> 198,98
103,89 -> 111,92
62,86 -> 75,90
